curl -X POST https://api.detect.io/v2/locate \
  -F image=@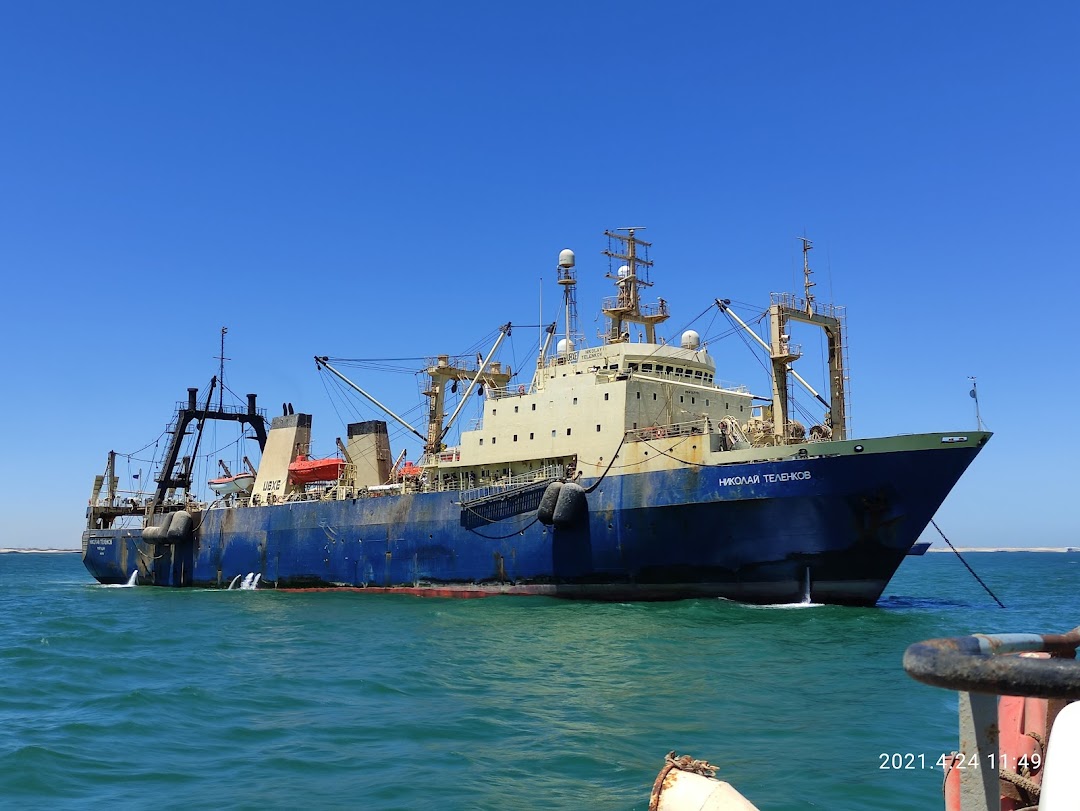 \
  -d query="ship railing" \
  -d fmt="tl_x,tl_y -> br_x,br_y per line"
601,297 -> 669,318
487,383 -> 534,400
770,292 -> 847,321
460,463 -> 564,503
626,419 -> 710,444
904,627 -> 1080,811
170,400 -> 268,419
